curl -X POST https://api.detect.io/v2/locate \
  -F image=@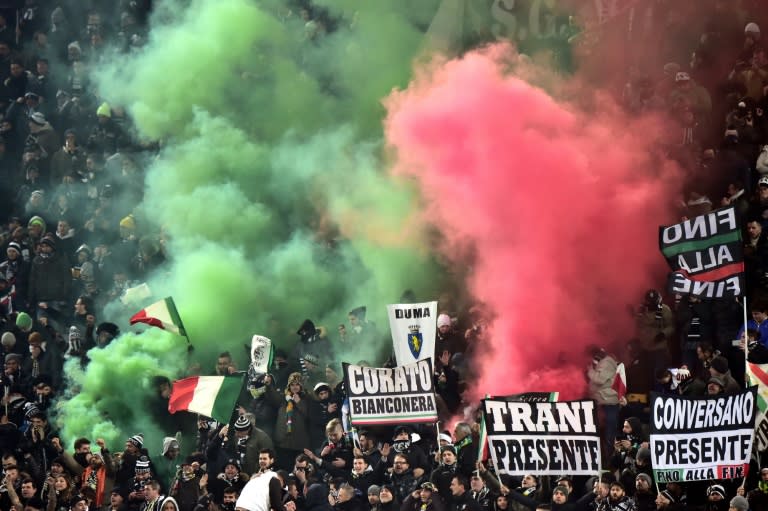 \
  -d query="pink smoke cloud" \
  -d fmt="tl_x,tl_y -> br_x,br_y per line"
385,45 -> 683,401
